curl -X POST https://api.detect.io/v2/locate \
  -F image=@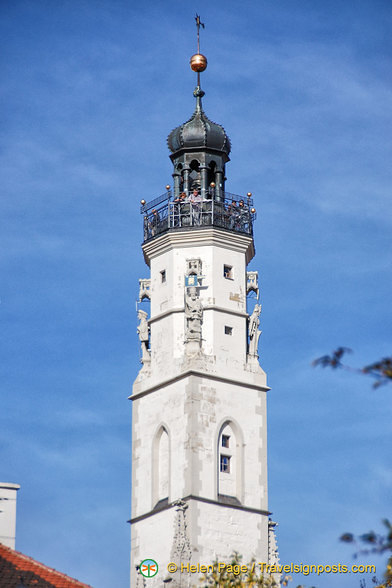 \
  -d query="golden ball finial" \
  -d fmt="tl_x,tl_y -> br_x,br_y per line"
251,208 -> 256,214
247,192 -> 252,197
140,199 -> 146,205
166,185 -> 170,191
190,53 -> 207,72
